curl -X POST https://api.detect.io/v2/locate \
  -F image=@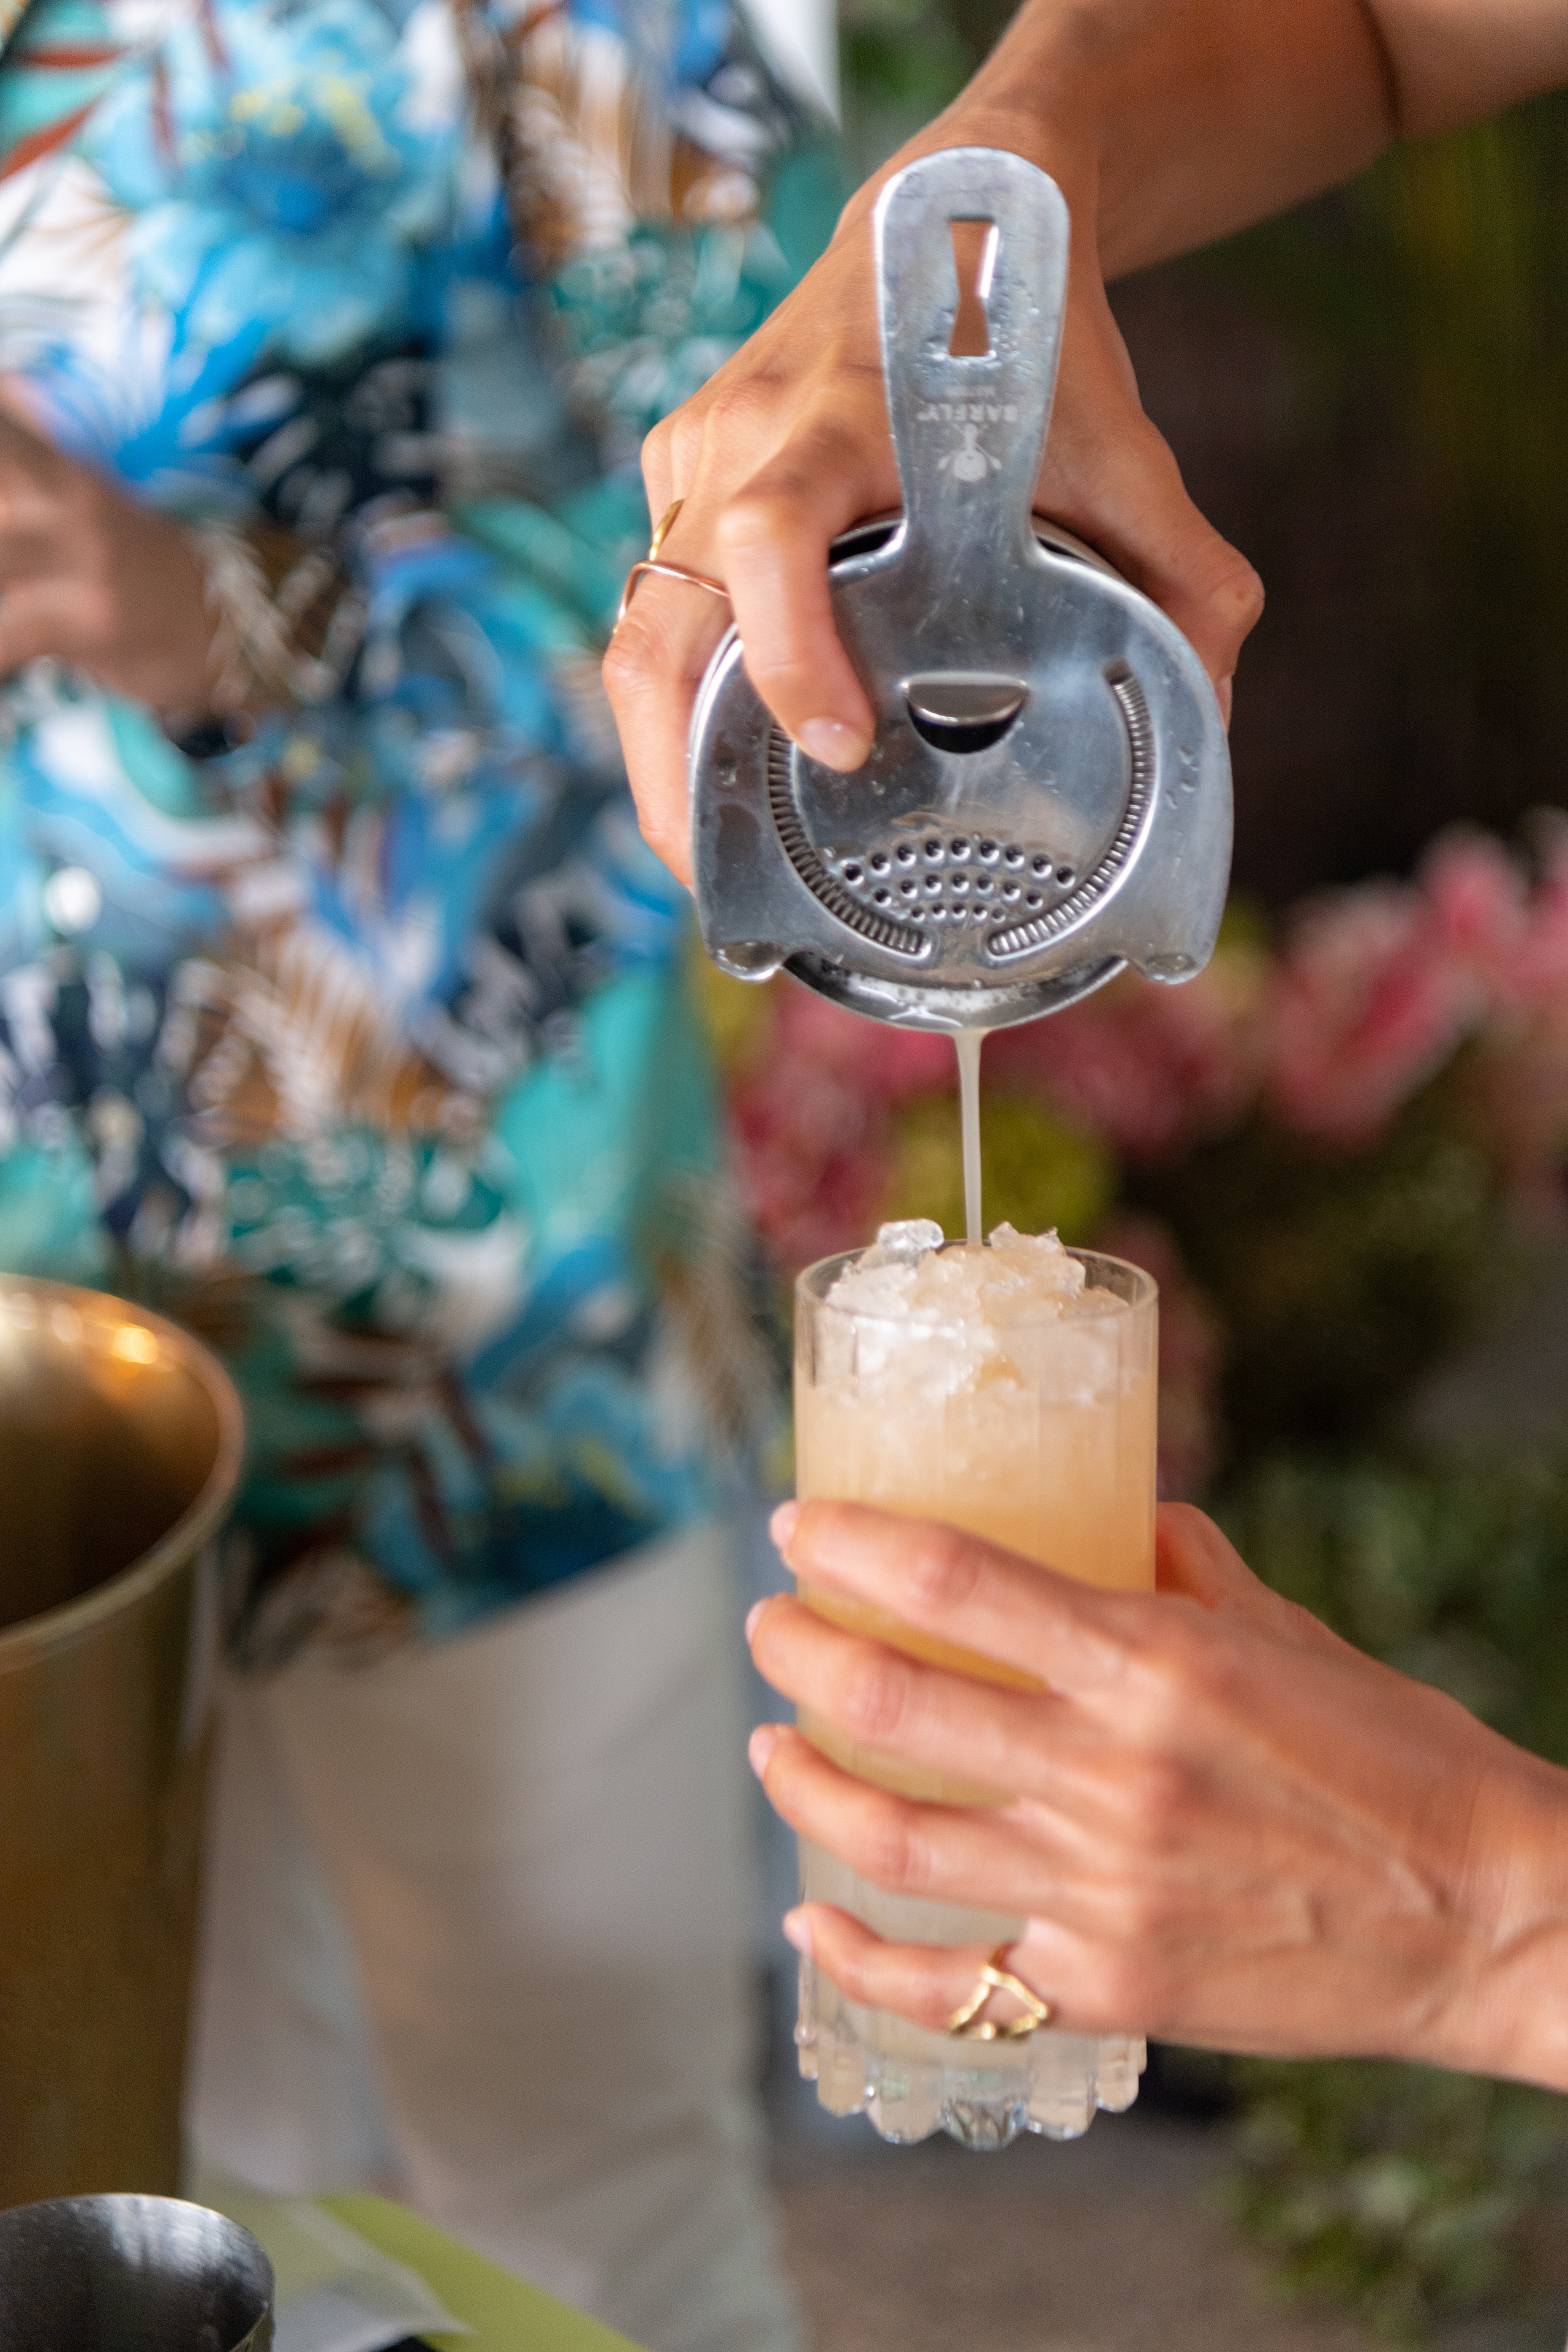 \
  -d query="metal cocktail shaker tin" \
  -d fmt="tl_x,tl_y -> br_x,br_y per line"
690,146 -> 1233,1033
0,1279 -> 244,2205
